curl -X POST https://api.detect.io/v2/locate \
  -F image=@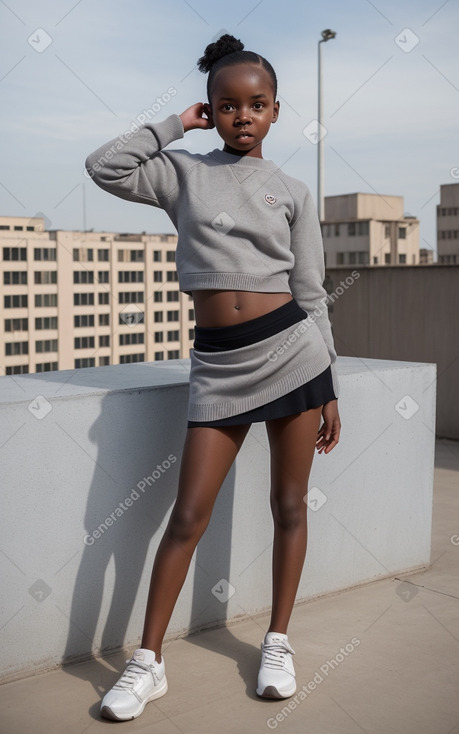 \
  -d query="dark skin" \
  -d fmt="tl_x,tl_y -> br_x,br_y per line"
140,63 -> 341,665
